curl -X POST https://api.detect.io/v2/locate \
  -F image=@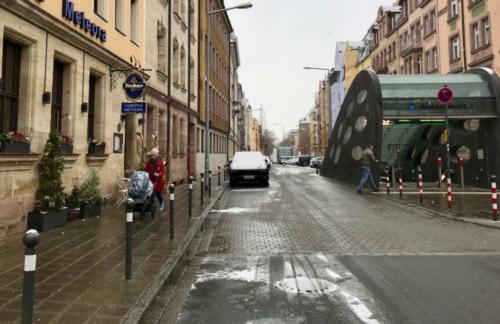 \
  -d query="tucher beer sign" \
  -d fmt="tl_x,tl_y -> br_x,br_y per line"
62,0 -> 107,42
